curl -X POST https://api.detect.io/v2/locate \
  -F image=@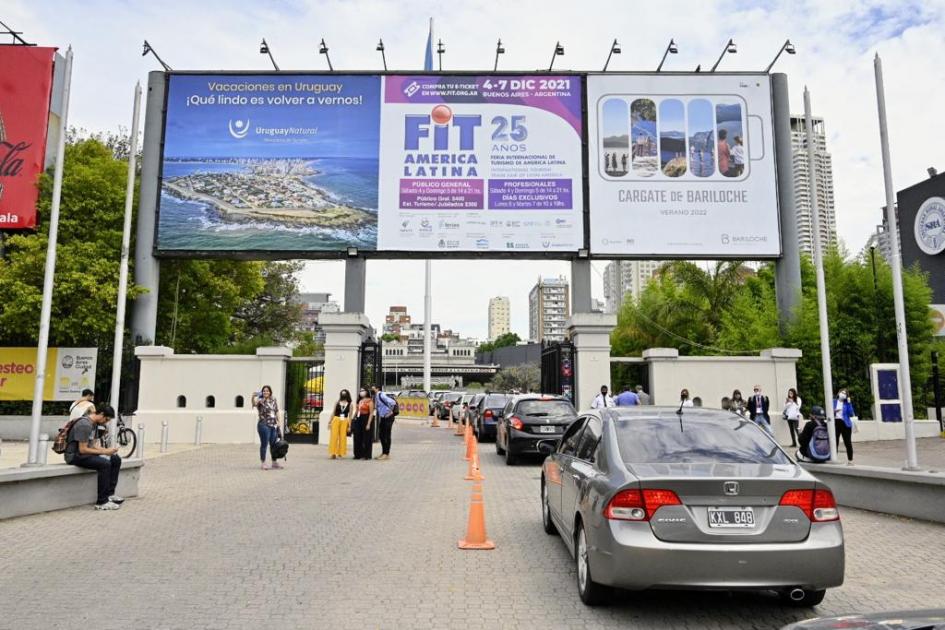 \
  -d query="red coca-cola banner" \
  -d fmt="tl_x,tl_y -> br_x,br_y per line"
0,46 -> 56,230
